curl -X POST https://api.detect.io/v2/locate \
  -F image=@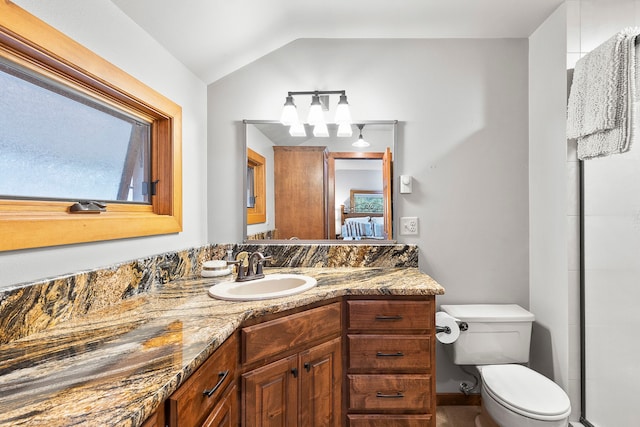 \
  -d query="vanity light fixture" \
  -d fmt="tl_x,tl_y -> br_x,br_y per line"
279,90 -> 353,136
352,124 -> 370,147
